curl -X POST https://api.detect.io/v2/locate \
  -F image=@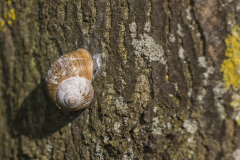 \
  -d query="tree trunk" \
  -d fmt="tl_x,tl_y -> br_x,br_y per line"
0,0 -> 239,159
